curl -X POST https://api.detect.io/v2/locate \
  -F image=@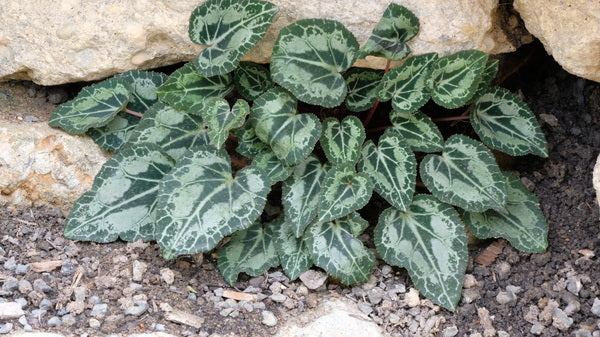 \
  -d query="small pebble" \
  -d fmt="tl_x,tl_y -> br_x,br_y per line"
358,302 -> 373,315
187,292 -> 197,301
269,293 -> 287,303
18,316 -> 27,326
530,323 -> 544,335
24,116 -> 40,122
269,282 -> 284,294
388,313 -> 400,324
380,265 -> 392,277
261,310 -> 278,326
253,302 -> 266,310
91,303 -> 109,318
47,316 -> 62,327
2,278 -> 18,292
88,318 -> 101,329
124,301 -> 148,316
296,285 -> 308,296
567,276 -> 582,295
15,264 -> 29,275
590,298 -> 600,317
132,260 -> 147,282
18,280 -> 33,294
552,308 -> 573,330
299,270 -> 327,290
160,268 -> 175,285
0,323 -> 13,334
405,288 -> 420,307
33,279 -> 52,293
14,298 -> 27,309
575,329 -> 593,337
152,323 -> 166,331
443,325 -> 458,337
3,258 -> 16,270
39,298 -> 52,310
219,308 -> 234,317
73,285 -> 87,301
497,331 -> 510,337
247,276 -> 265,288
60,259 -> 75,276
62,314 -> 76,326
463,274 -> 478,289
